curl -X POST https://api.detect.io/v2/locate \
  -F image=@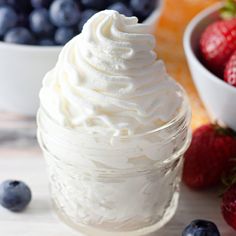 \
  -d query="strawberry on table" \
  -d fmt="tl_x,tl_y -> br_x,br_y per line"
224,50 -> 236,87
183,124 -> 236,190
222,183 -> 236,230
